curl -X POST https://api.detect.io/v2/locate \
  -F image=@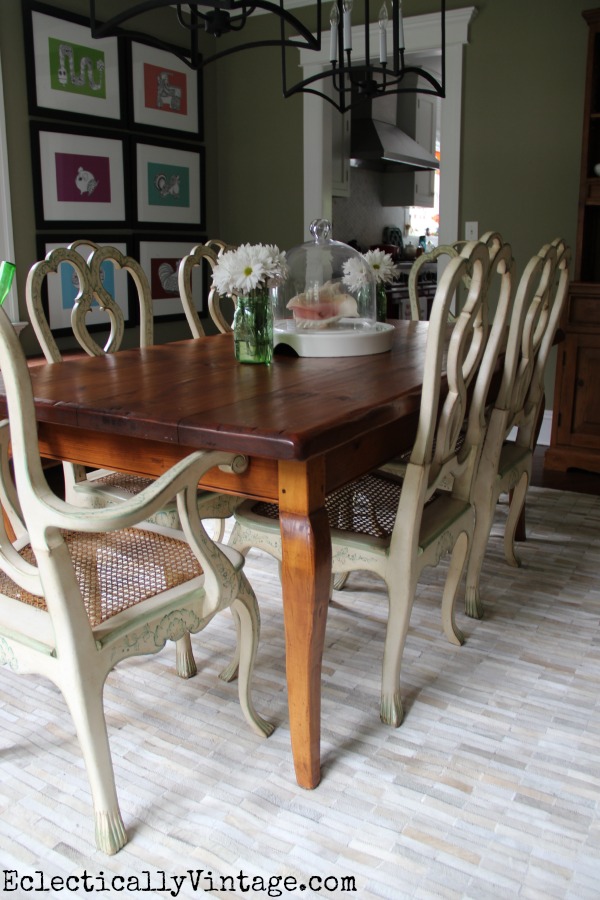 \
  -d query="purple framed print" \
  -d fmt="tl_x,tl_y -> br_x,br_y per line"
136,237 -> 207,321
31,124 -> 129,229
23,1 -> 125,124
36,236 -> 134,336
129,40 -> 202,138
134,140 -> 204,229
